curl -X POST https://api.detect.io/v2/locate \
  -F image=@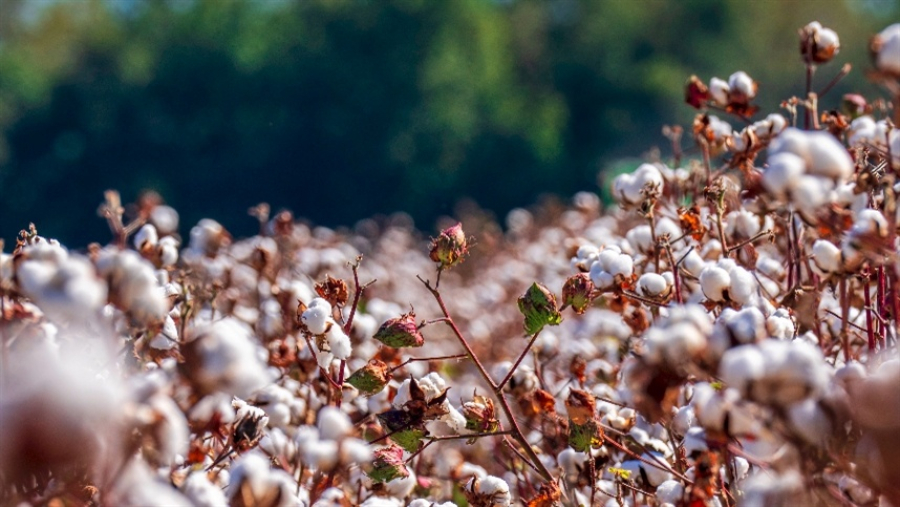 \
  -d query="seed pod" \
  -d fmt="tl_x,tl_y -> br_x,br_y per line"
429,222 -> 468,269
373,312 -> 425,348
517,282 -> 562,335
